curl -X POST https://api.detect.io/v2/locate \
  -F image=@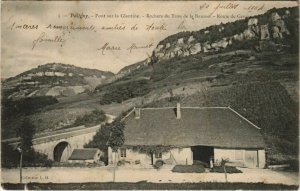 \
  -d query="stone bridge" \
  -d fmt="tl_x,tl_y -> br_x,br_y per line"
2,125 -> 101,162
